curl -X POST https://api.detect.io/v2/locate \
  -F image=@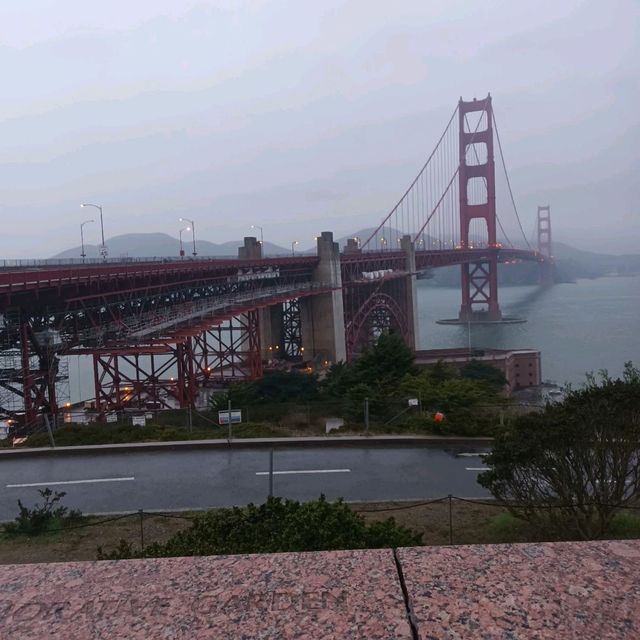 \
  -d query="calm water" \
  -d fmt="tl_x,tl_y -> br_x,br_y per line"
66,275 -> 640,402
416,275 -> 640,385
